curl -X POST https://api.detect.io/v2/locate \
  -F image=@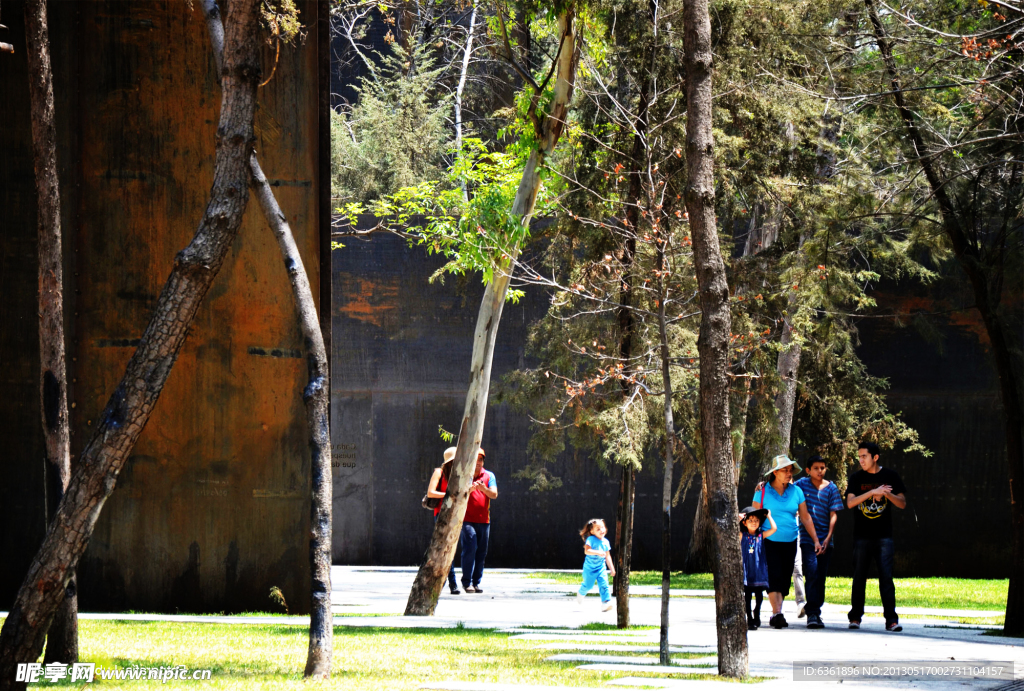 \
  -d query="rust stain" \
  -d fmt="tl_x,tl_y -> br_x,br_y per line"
336,276 -> 399,328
